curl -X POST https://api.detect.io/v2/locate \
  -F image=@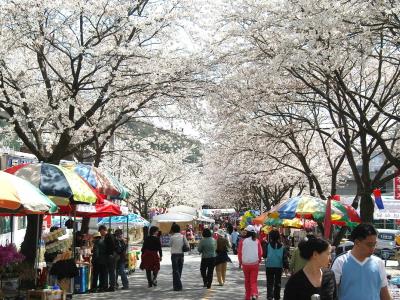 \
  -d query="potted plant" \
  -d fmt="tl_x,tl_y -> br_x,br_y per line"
0,244 -> 25,291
